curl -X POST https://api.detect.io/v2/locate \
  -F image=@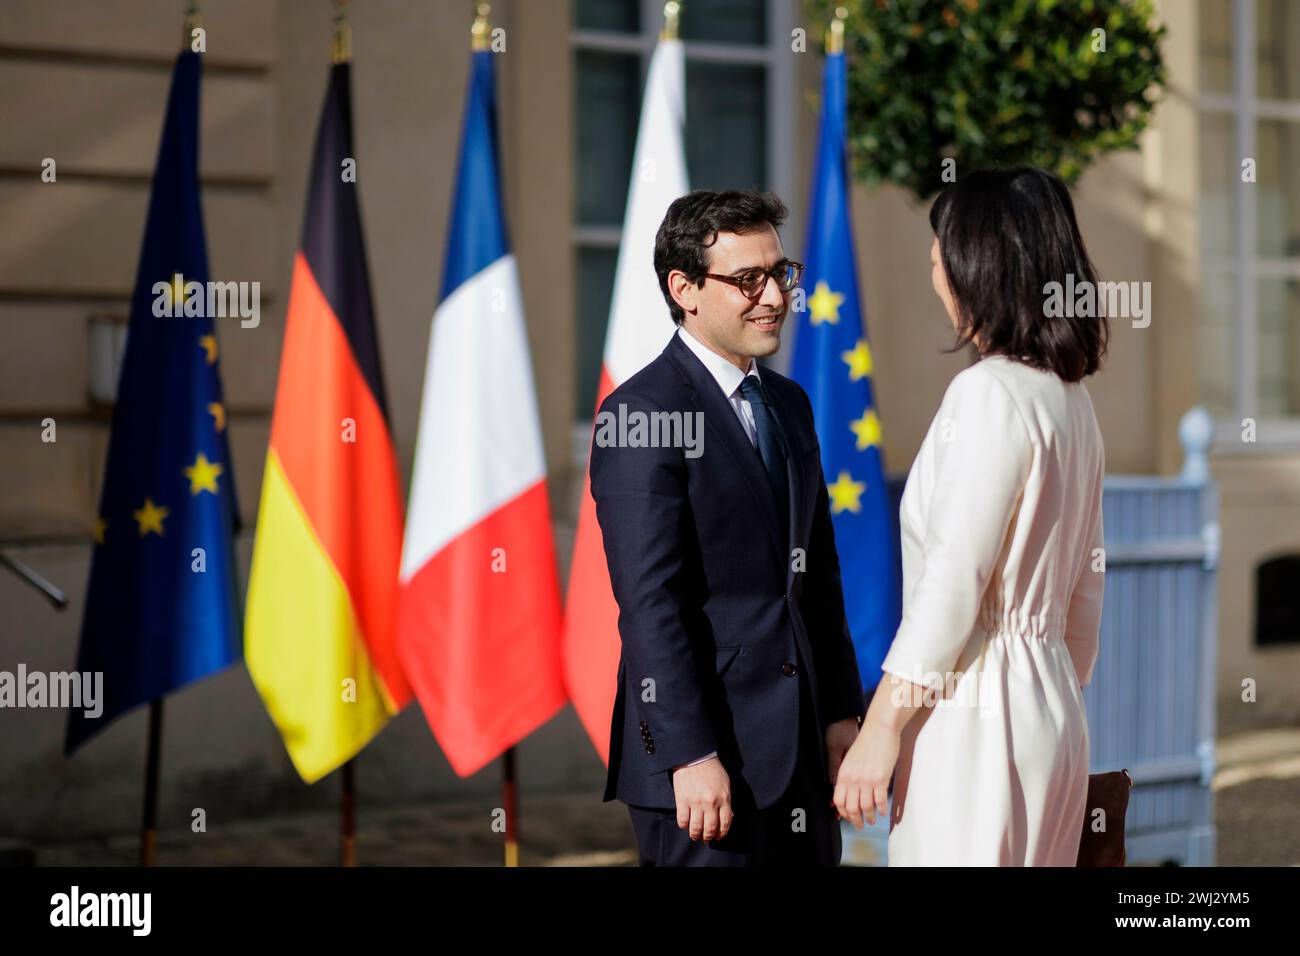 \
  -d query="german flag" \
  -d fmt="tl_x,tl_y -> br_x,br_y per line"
245,61 -> 410,783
